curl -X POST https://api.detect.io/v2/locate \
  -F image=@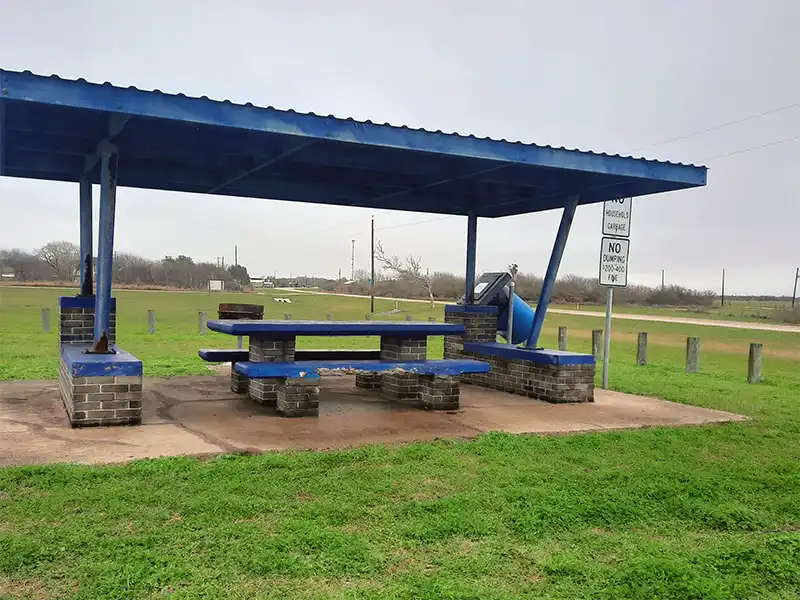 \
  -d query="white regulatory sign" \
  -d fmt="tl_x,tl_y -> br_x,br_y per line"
599,237 -> 630,287
602,197 -> 632,238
